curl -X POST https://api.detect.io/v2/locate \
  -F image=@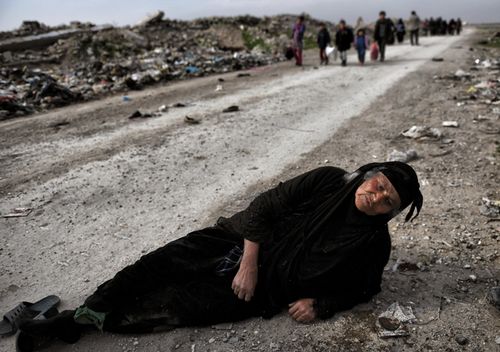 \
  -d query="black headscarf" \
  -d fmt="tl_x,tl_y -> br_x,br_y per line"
378,161 -> 423,221
304,161 -> 423,241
